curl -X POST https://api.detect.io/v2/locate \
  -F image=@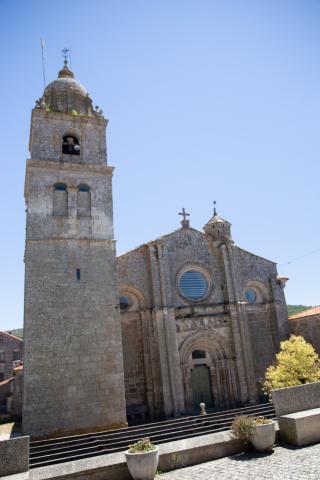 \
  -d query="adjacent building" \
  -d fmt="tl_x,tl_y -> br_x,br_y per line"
290,306 -> 320,354
0,331 -> 23,382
